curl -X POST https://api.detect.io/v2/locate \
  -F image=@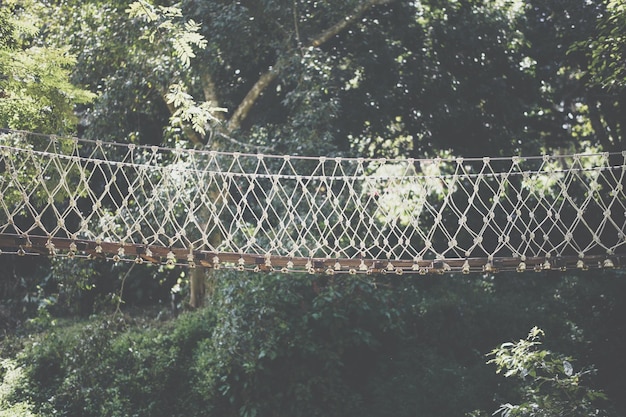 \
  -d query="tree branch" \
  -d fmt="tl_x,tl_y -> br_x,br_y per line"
201,70 -> 222,117
226,67 -> 279,132
226,0 -> 393,132
310,0 -> 393,47
587,99 -> 614,151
